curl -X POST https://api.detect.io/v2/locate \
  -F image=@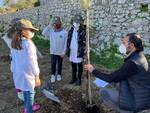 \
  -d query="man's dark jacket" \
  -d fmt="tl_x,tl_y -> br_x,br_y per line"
92,51 -> 150,112
119,52 -> 150,112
